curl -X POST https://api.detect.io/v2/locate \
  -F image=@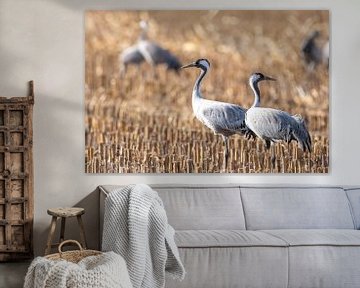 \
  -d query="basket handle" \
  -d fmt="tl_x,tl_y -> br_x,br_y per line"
58,240 -> 83,255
